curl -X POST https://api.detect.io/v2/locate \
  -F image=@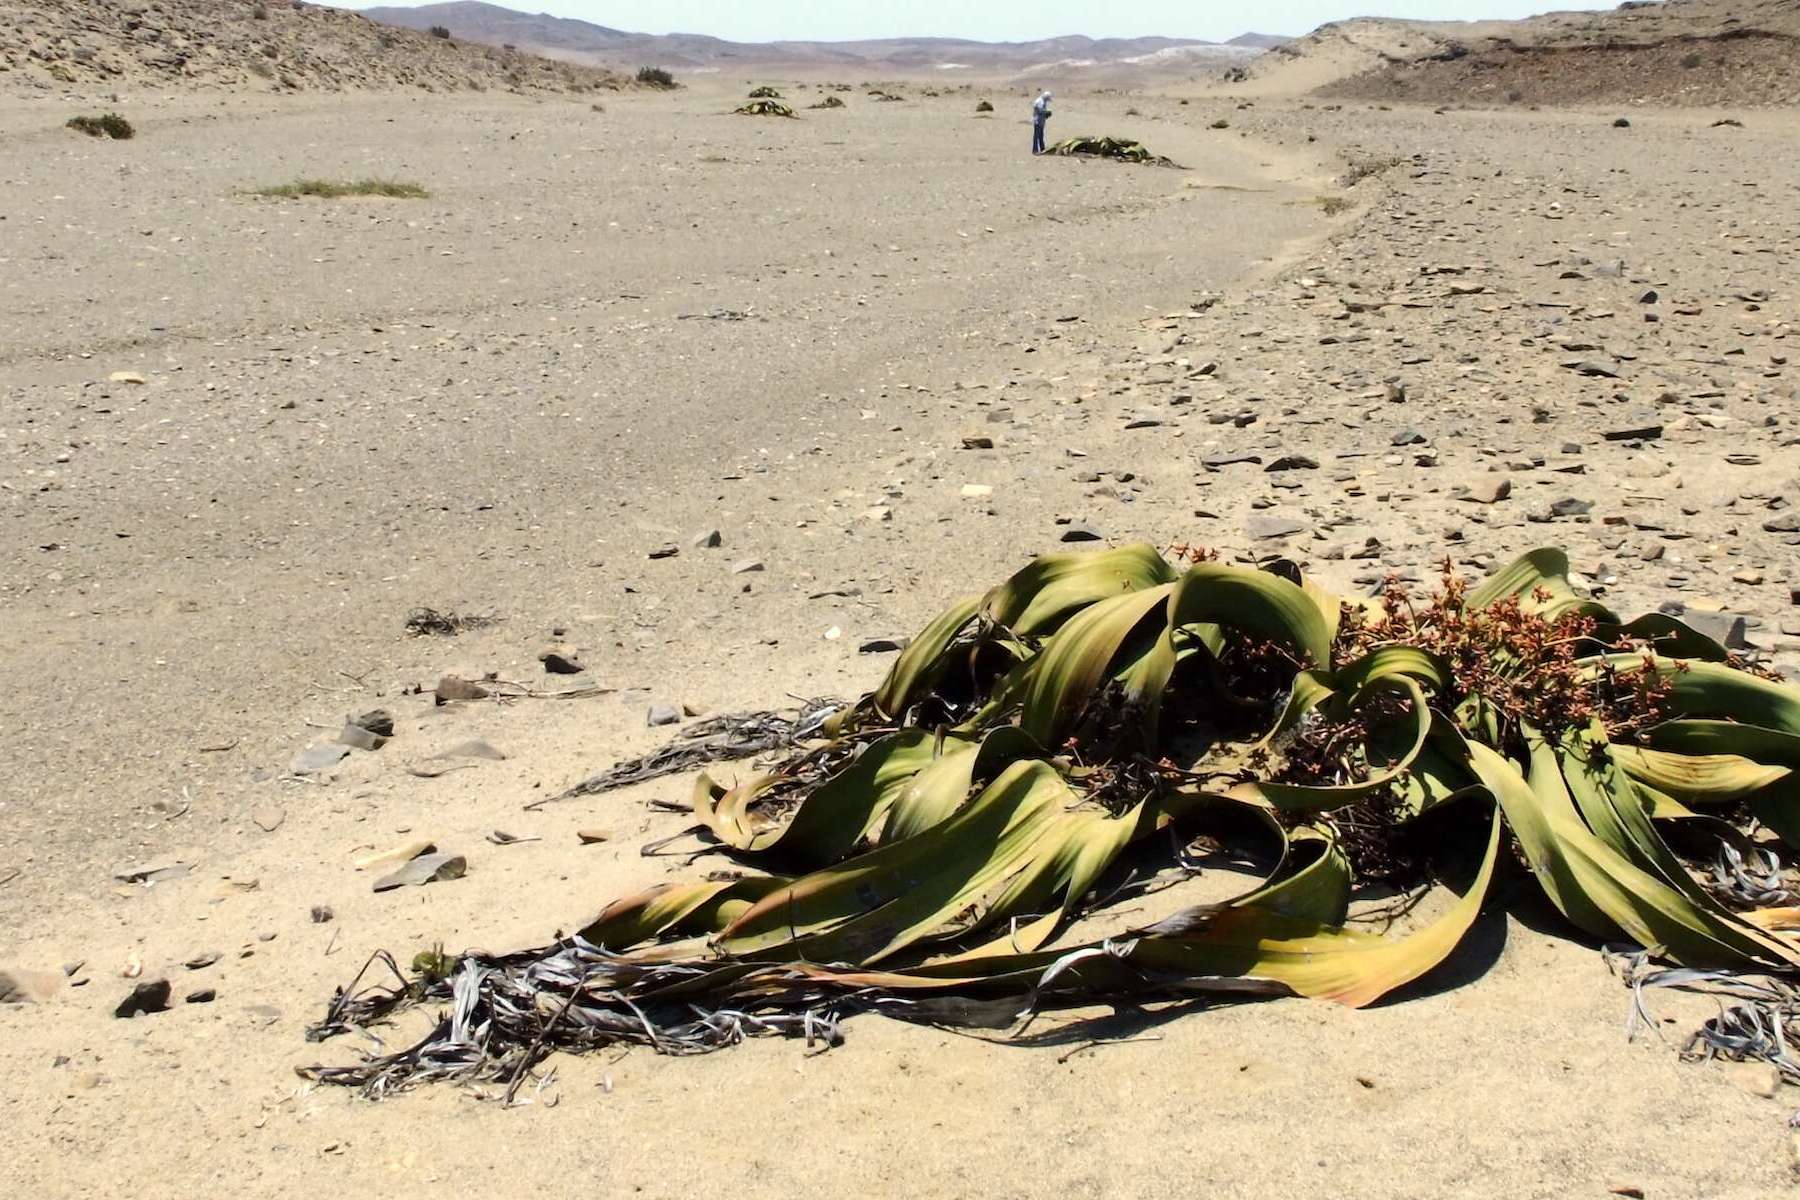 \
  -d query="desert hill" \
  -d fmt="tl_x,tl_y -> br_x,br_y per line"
361,1 -> 1271,83
1245,0 -> 1800,105
0,0 -> 622,94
